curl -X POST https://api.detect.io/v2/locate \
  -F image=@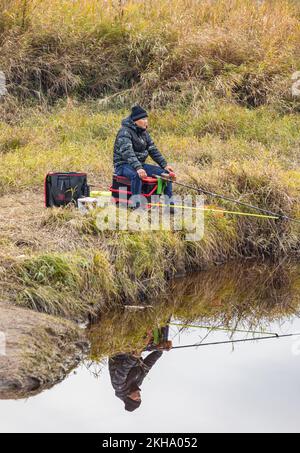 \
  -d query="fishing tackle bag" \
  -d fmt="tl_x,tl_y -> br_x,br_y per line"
44,172 -> 90,207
